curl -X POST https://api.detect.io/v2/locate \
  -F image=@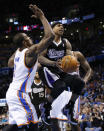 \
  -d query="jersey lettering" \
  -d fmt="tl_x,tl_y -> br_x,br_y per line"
48,49 -> 64,59
14,57 -> 20,62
